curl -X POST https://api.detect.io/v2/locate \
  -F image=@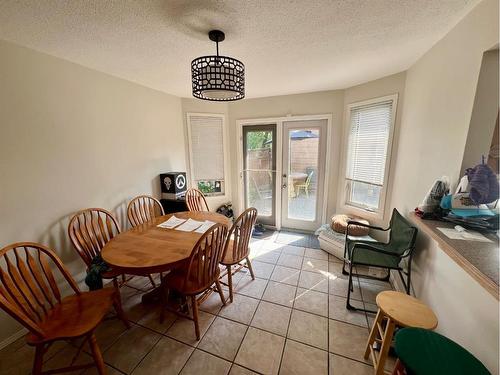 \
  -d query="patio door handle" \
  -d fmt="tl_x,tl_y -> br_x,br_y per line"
282,183 -> 287,189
